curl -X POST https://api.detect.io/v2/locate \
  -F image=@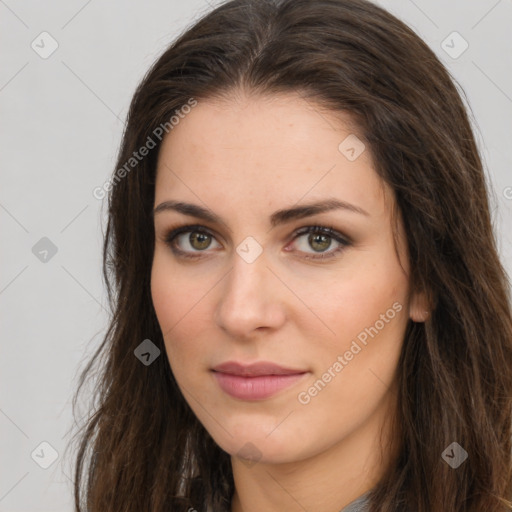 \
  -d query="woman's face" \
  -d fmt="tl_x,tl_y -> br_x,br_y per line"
151,92 -> 426,466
